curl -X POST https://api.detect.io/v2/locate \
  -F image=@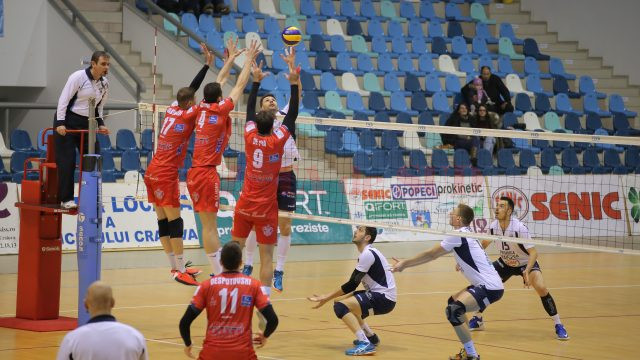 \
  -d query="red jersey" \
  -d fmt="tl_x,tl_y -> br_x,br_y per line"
191,98 -> 234,168
191,272 -> 270,351
148,104 -> 197,169
236,121 -> 291,215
